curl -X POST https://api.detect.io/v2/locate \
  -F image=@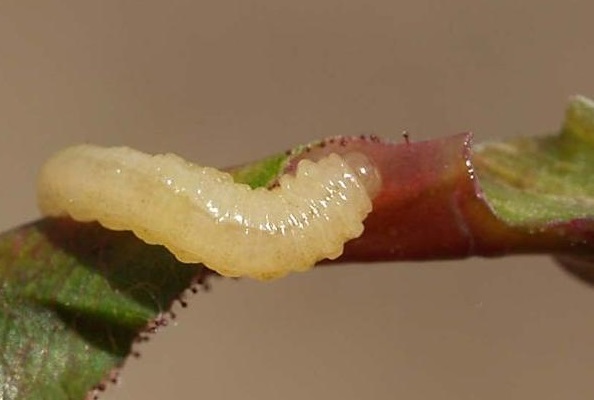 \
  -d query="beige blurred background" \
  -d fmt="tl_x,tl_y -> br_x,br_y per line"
2,1 -> 594,399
